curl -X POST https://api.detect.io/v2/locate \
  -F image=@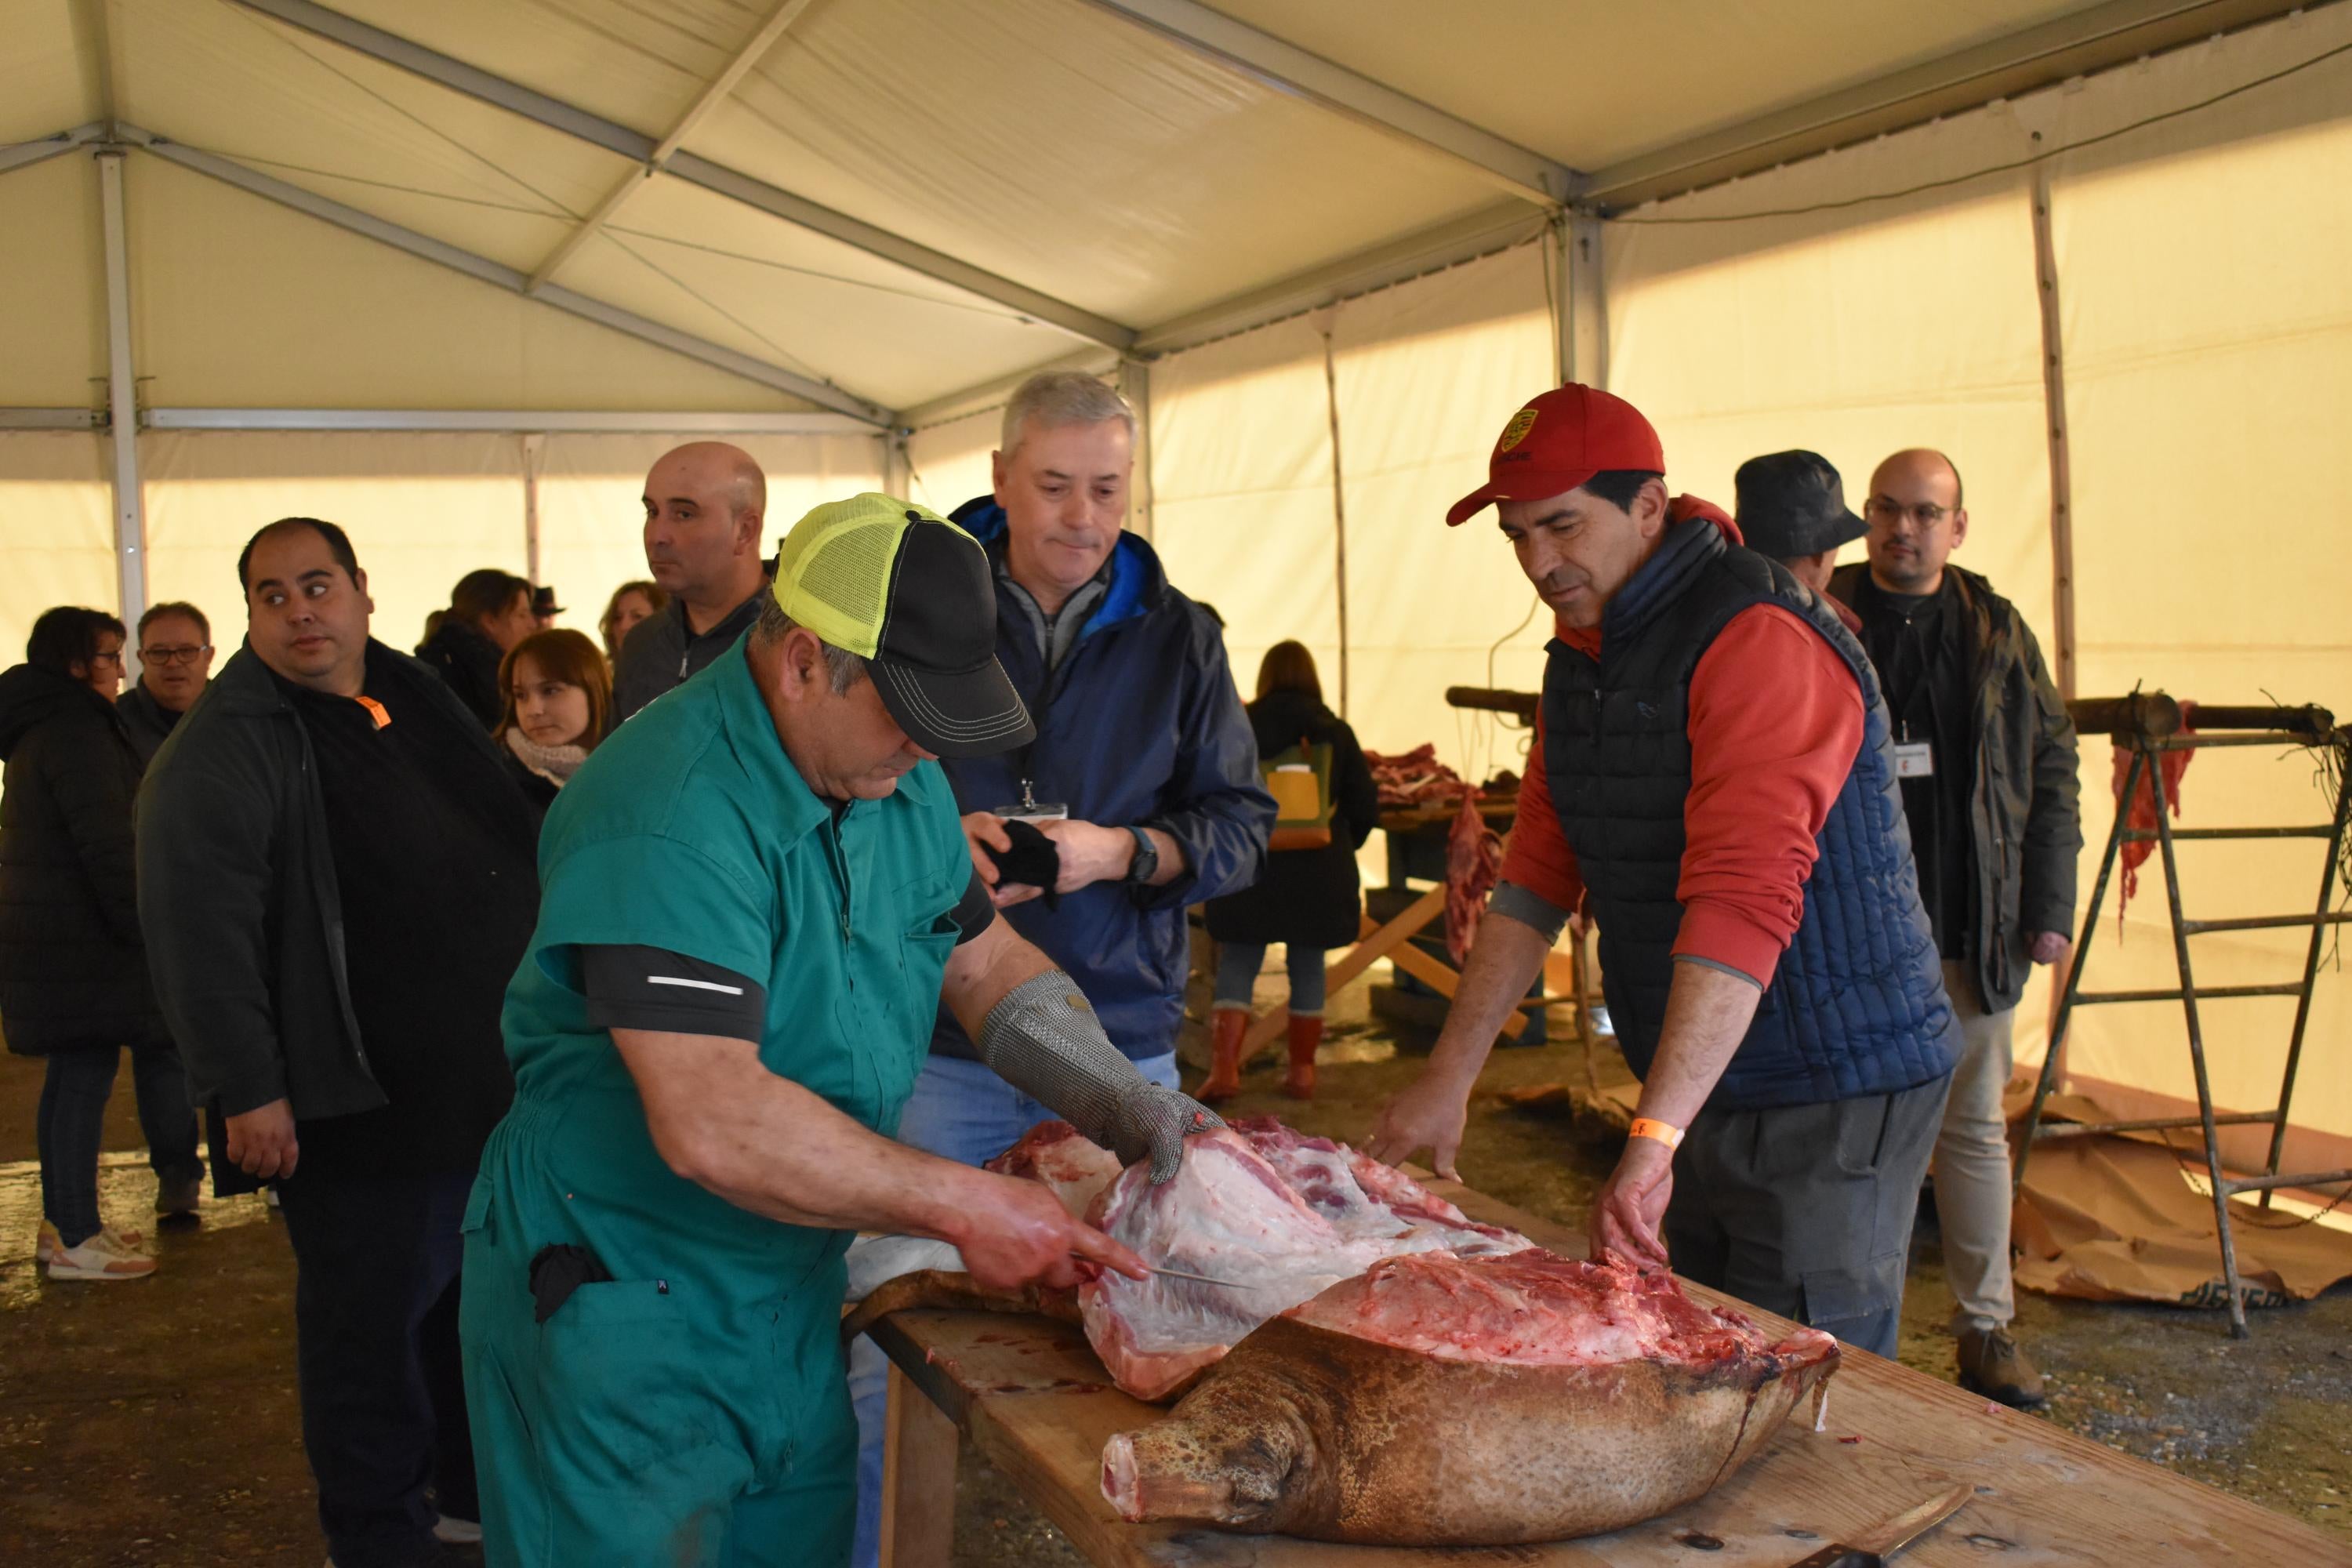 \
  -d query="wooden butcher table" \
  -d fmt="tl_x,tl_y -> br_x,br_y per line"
867,1180 -> 2352,1567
